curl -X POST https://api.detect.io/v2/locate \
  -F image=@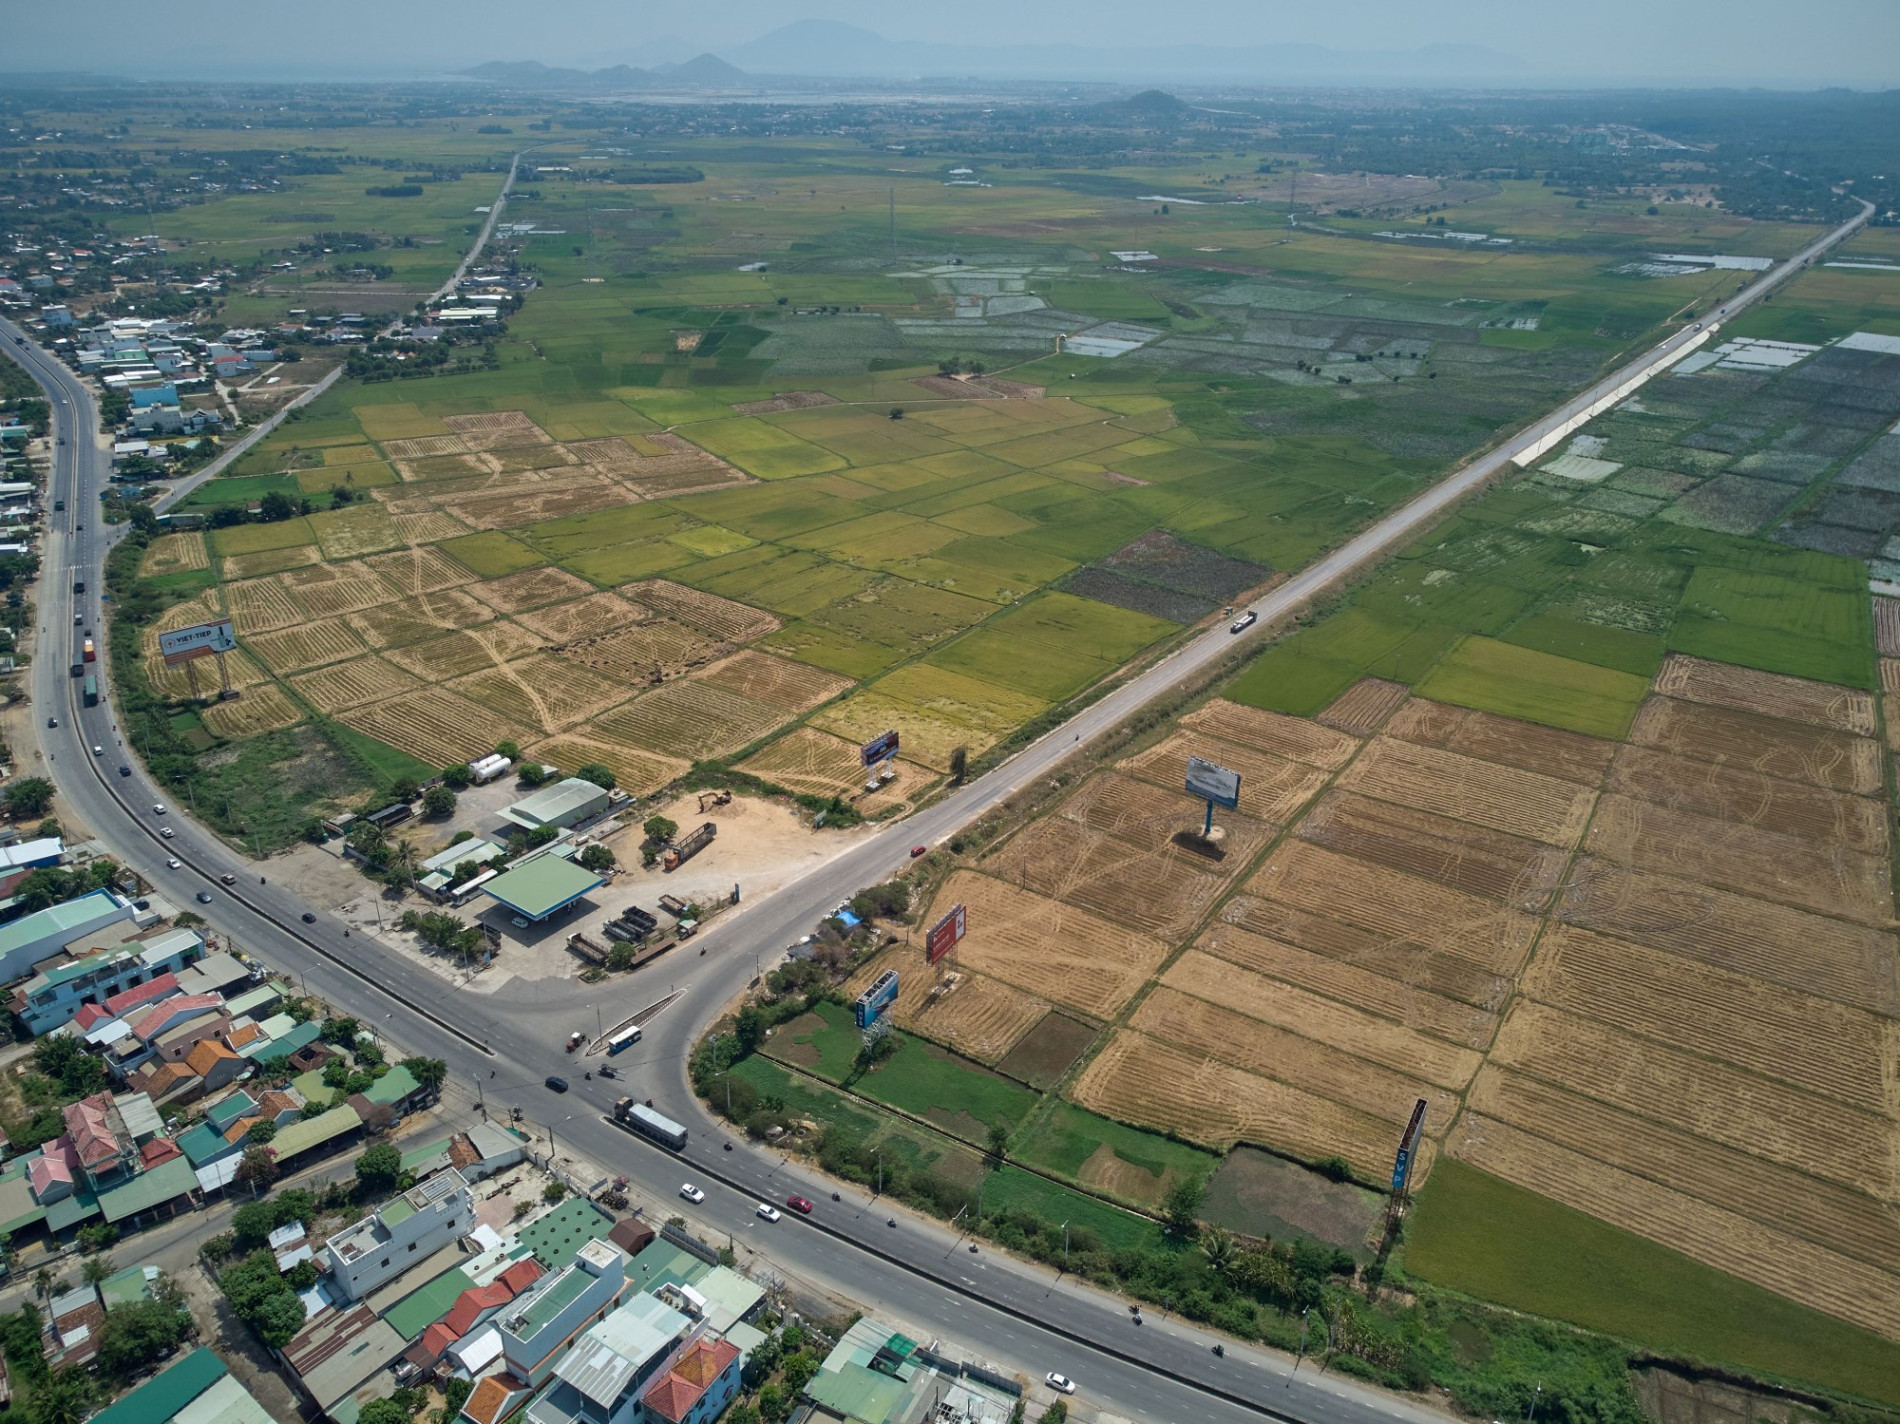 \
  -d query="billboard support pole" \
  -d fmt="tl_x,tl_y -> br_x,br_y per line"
1202,798 -> 1214,838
